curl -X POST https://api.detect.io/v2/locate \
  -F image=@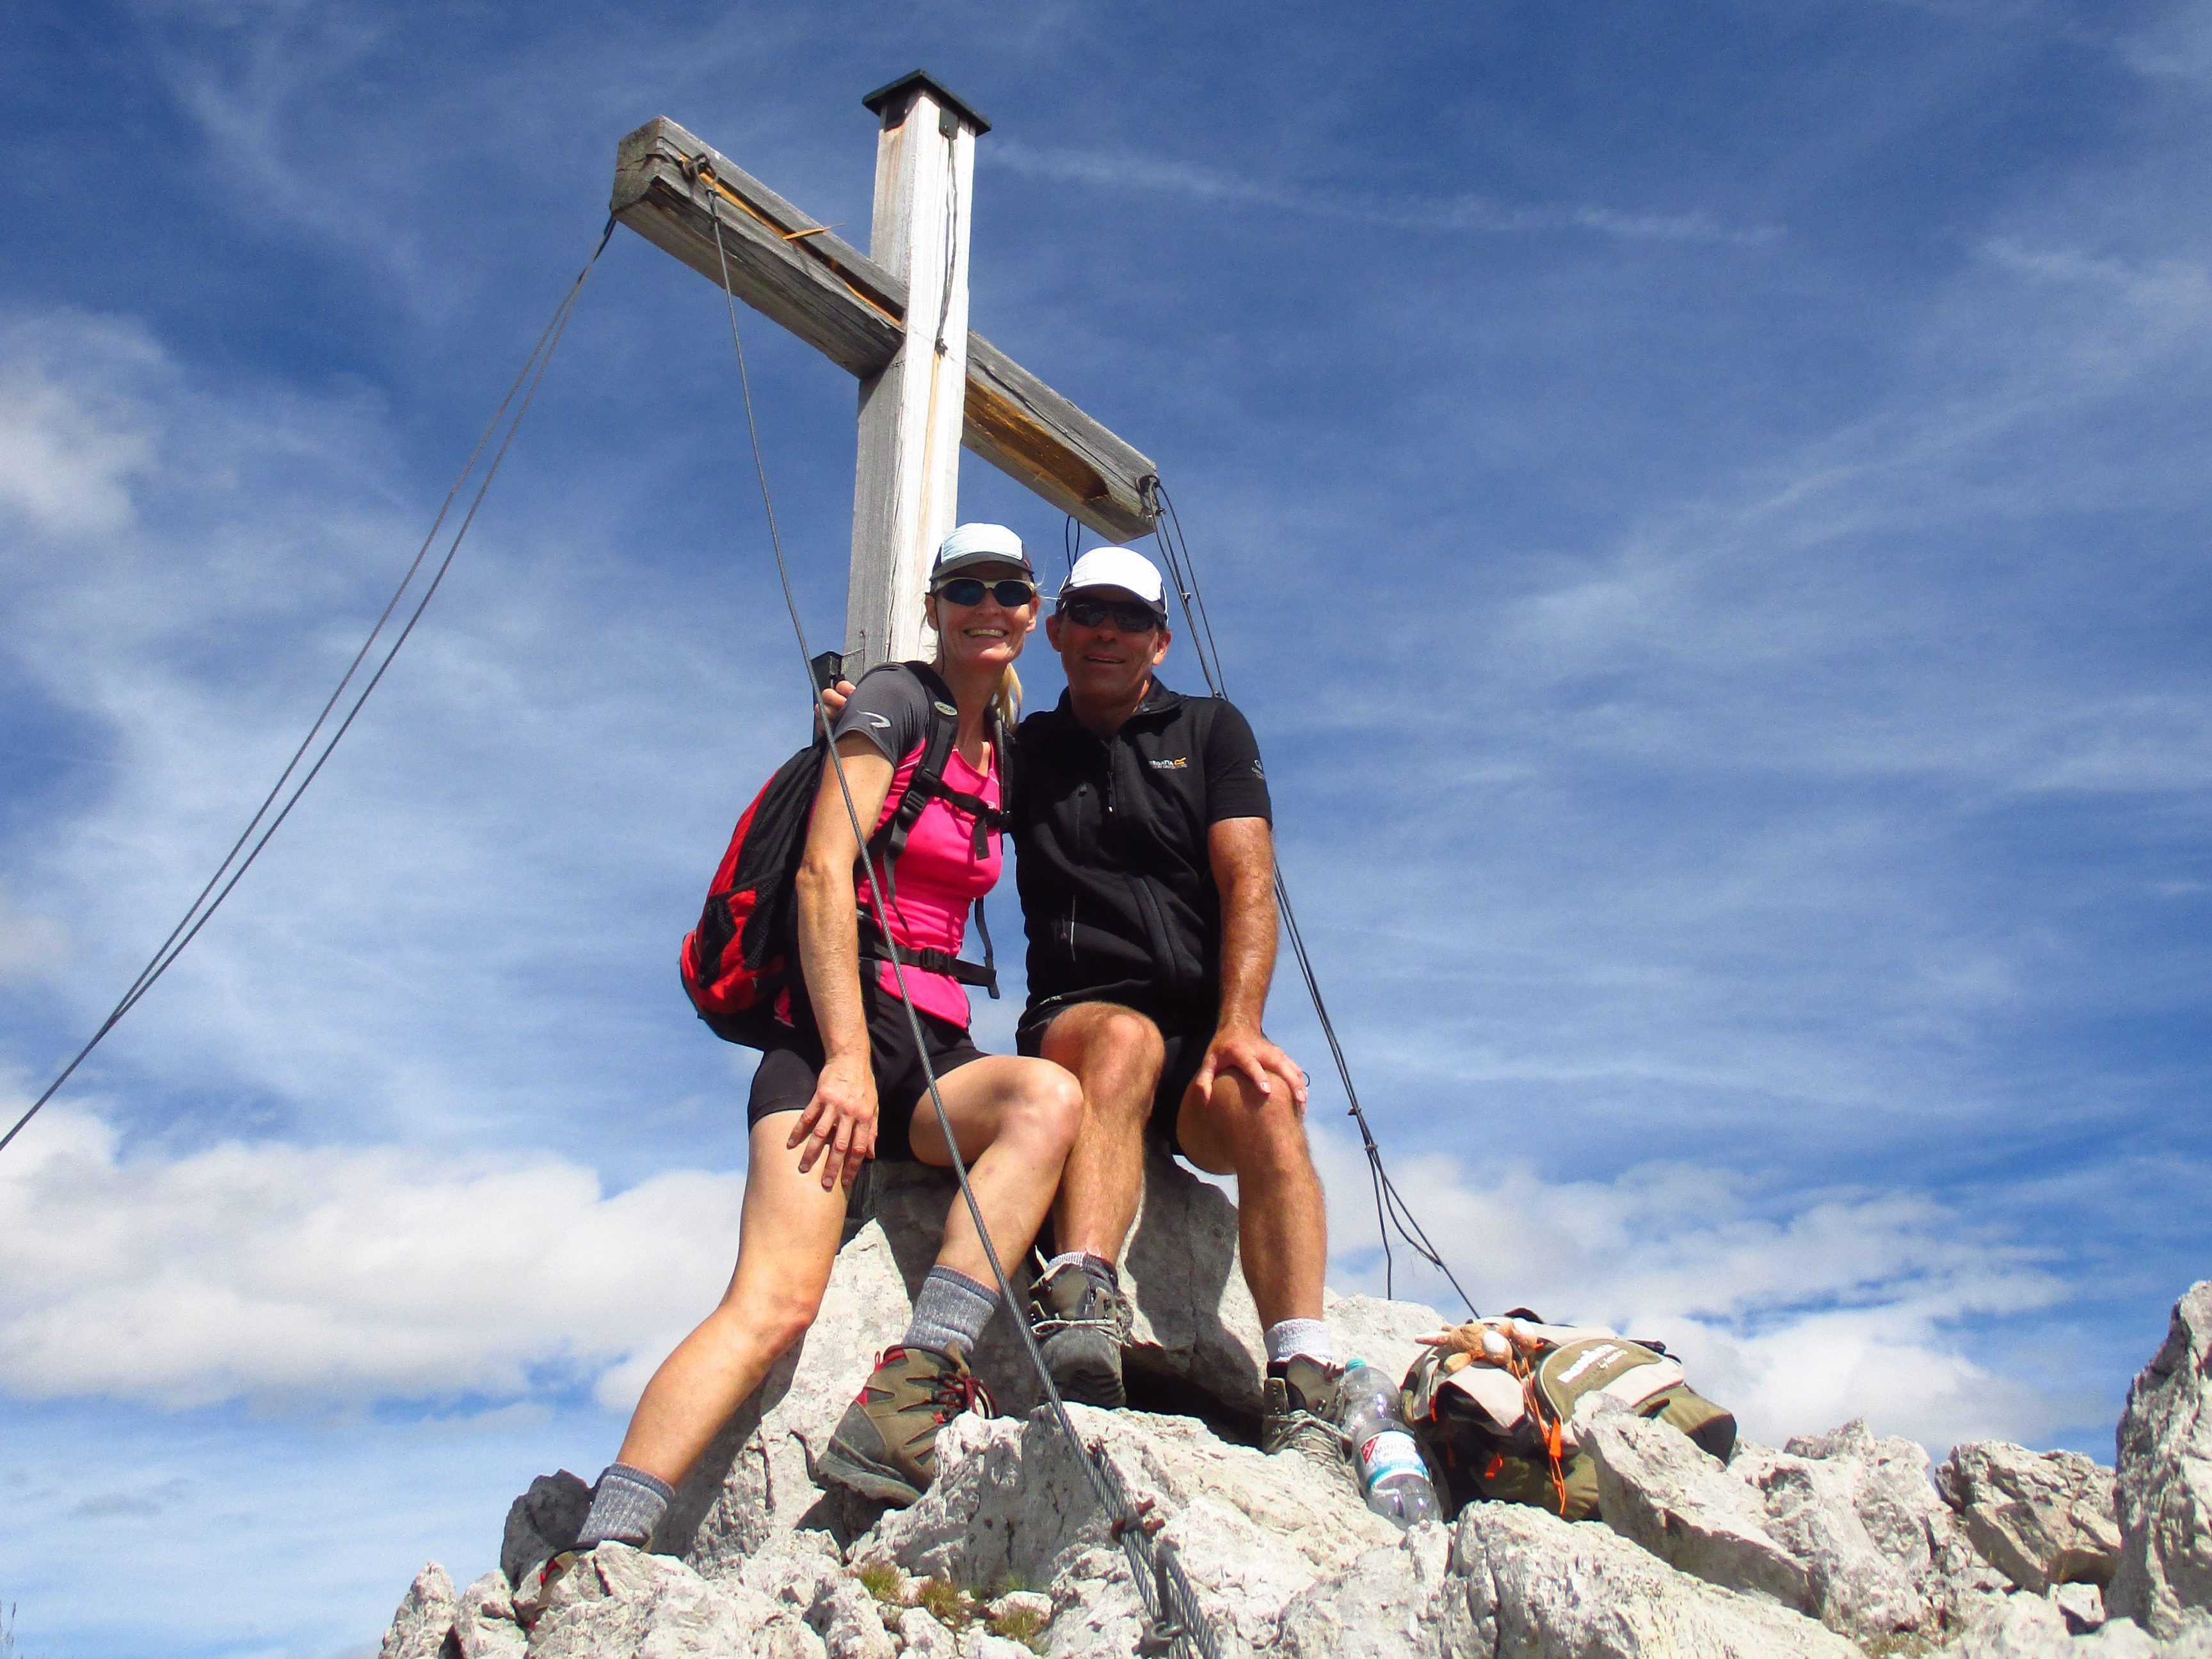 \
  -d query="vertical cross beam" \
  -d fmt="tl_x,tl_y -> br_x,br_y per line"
844,72 -> 990,675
